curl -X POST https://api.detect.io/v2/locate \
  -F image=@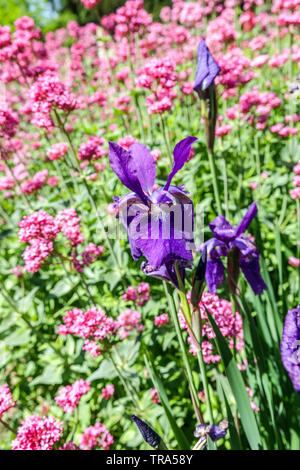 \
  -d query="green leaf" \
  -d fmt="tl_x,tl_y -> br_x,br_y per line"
205,309 -> 262,450
30,364 -> 63,386
88,358 -> 118,381
144,353 -> 190,450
